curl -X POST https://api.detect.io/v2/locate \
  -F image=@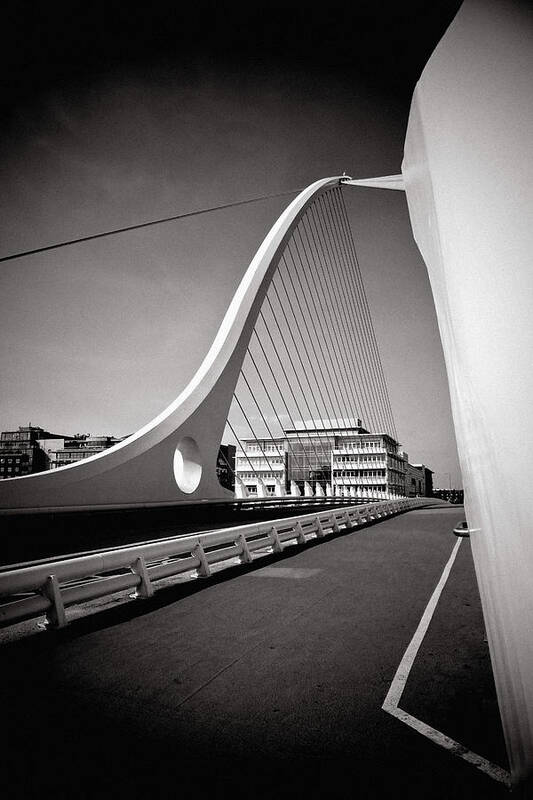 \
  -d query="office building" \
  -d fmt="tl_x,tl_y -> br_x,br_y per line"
406,463 -> 434,497
285,420 -> 366,494
50,434 -> 123,468
234,437 -> 288,496
331,433 -> 407,498
0,425 -> 69,479
234,420 -> 410,499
